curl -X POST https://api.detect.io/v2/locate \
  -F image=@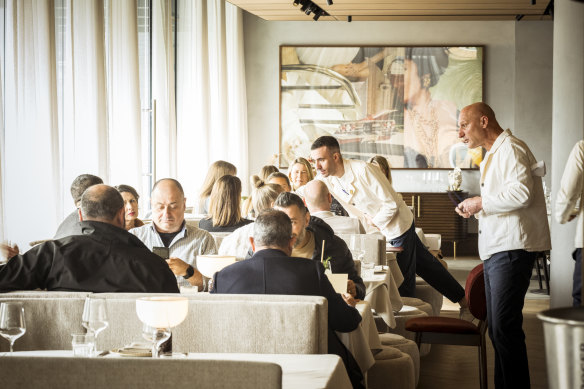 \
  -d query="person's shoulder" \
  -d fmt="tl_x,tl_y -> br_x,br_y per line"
129,224 -> 151,237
